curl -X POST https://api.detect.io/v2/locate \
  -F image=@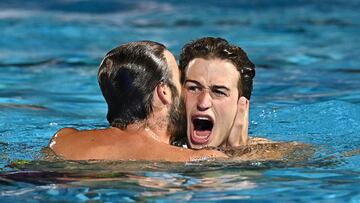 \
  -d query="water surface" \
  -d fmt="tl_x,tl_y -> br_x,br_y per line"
1,0 -> 360,202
